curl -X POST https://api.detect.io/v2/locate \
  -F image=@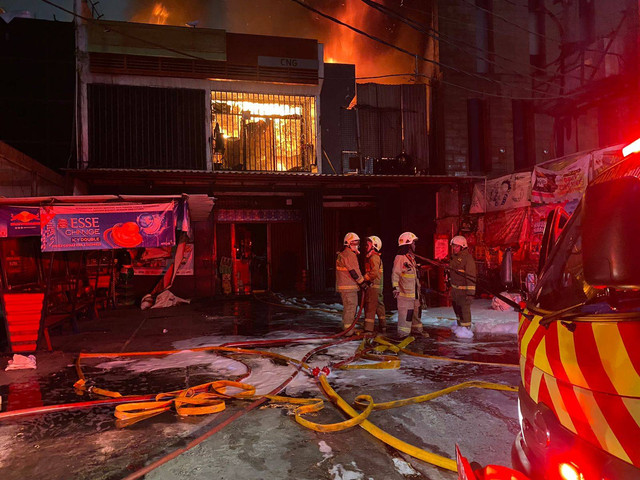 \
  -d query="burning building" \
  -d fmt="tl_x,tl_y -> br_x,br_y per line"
0,3 -> 477,305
